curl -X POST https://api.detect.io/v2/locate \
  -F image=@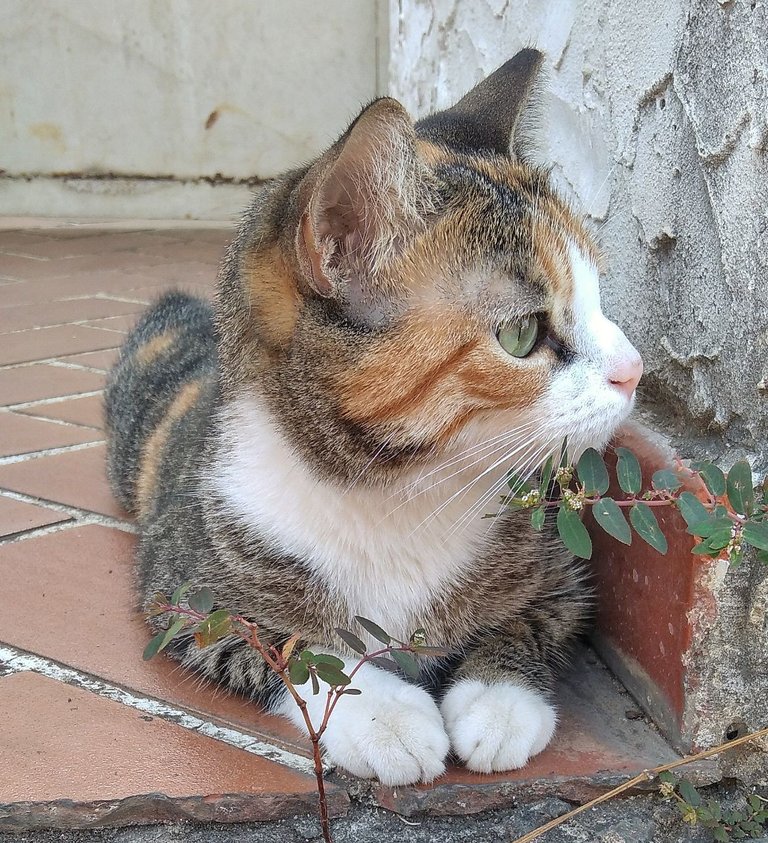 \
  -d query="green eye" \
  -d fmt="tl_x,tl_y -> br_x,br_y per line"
497,315 -> 539,358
